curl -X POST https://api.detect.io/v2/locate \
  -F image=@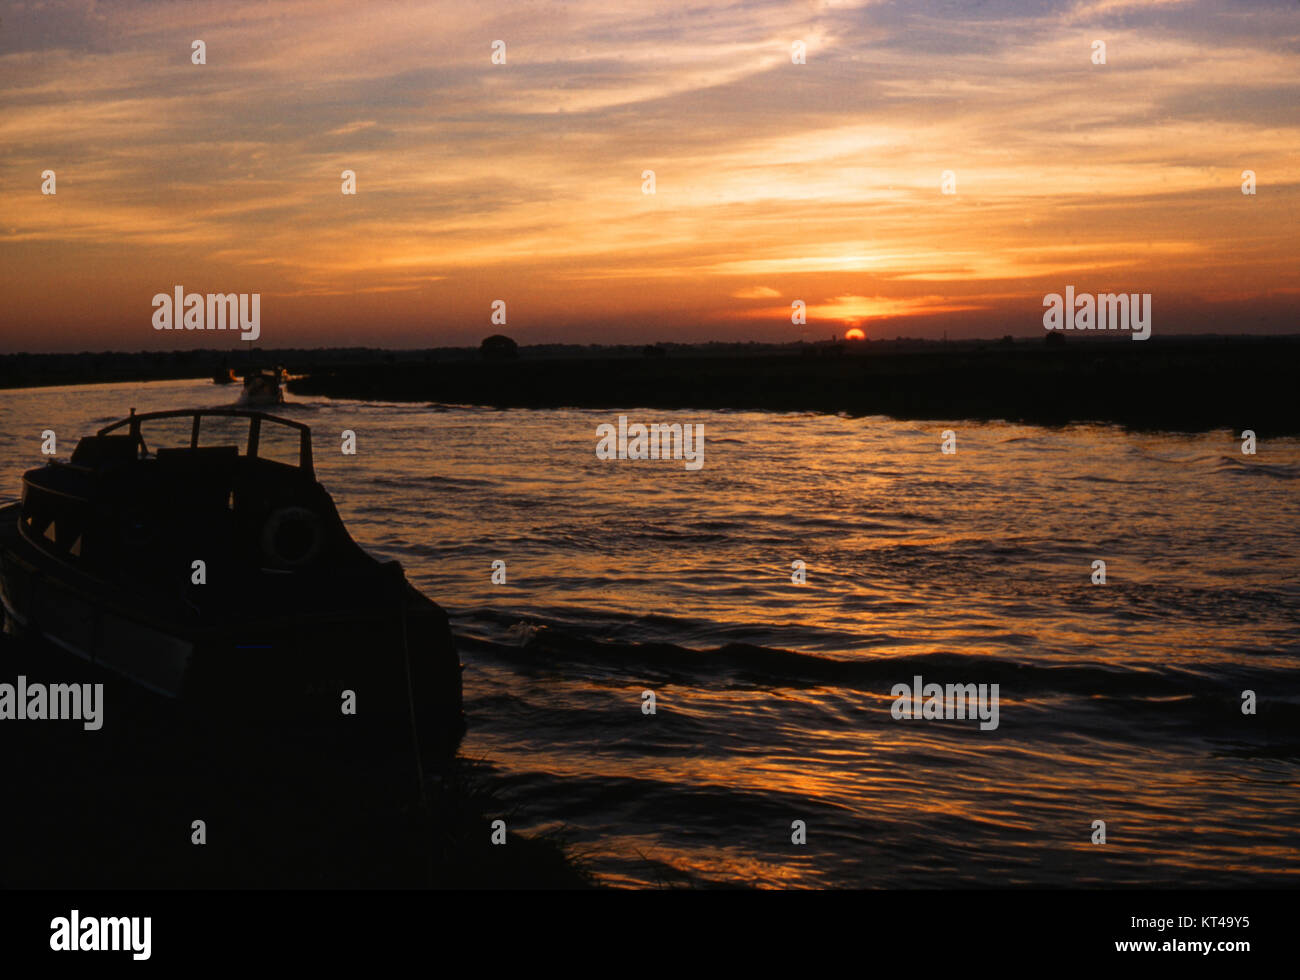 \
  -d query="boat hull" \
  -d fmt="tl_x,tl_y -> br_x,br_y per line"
0,501 -> 465,761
